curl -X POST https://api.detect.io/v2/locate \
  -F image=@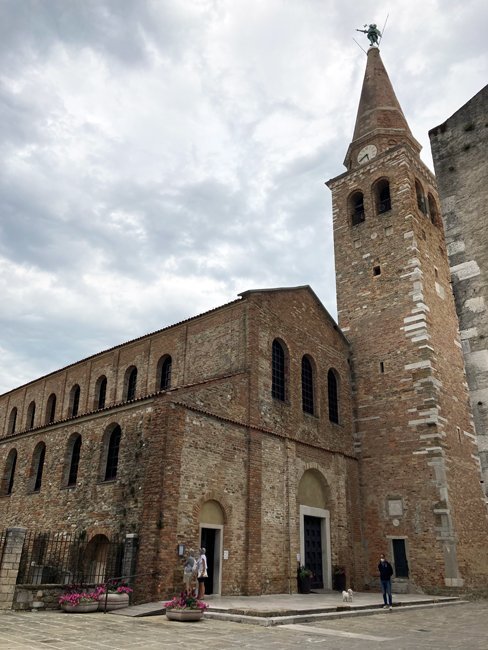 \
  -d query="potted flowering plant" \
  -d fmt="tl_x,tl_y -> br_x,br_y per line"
59,588 -> 99,613
96,581 -> 133,611
297,566 -> 313,594
164,591 -> 208,621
